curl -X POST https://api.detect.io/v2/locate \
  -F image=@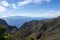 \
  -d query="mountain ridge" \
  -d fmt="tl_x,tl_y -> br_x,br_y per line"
2,16 -> 47,28
0,16 -> 60,40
